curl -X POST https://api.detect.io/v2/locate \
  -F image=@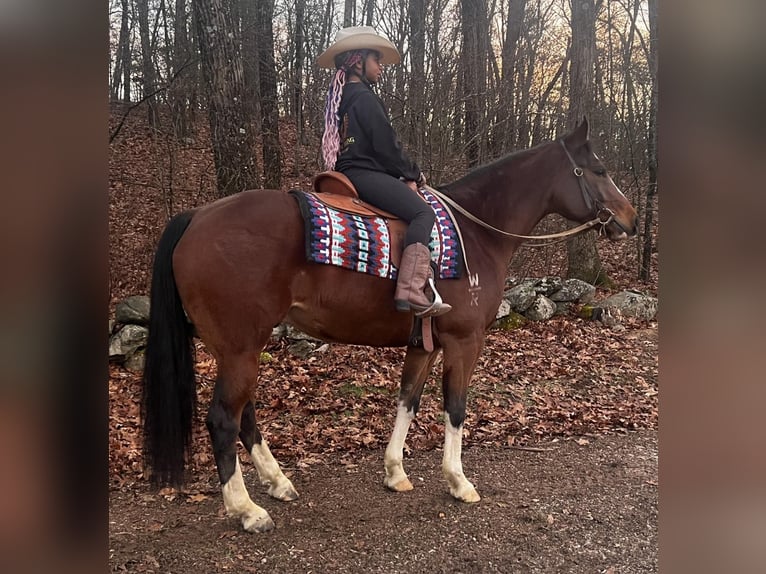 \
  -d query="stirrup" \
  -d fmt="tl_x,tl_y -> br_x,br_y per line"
414,277 -> 452,318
